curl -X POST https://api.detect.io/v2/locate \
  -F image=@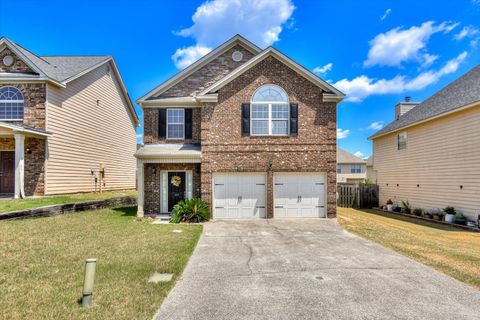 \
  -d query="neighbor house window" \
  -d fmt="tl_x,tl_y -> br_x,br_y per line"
251,84 -> 289,135
0,86 -> 24,120
397,132 -> 407,150
351,164 -> 362,173
167,109 -> 184,139
337,165 -> 341,173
